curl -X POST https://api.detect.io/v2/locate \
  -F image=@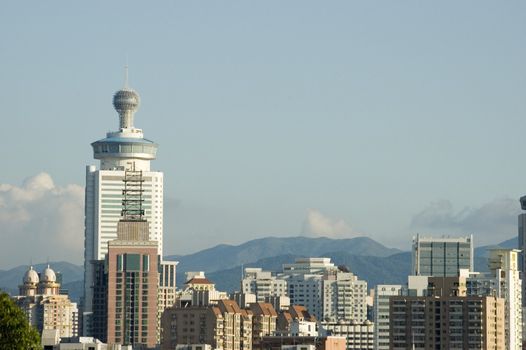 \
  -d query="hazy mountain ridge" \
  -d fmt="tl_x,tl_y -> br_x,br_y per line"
166,236 -> 402,274
0,236 -> 516,302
